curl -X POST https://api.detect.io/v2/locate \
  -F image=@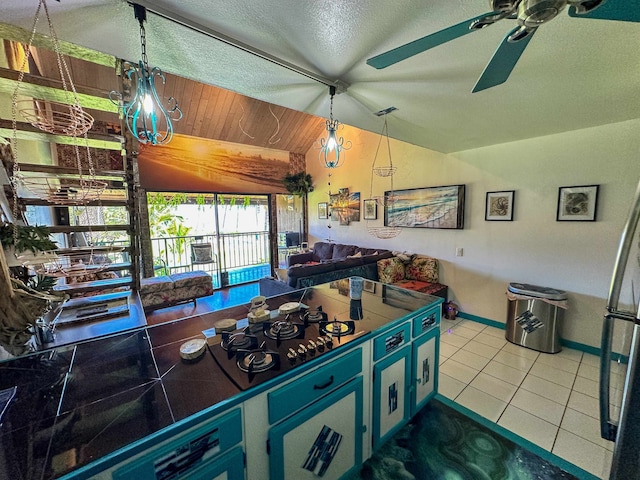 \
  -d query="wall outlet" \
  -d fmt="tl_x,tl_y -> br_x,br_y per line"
456,247 -> 463,257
